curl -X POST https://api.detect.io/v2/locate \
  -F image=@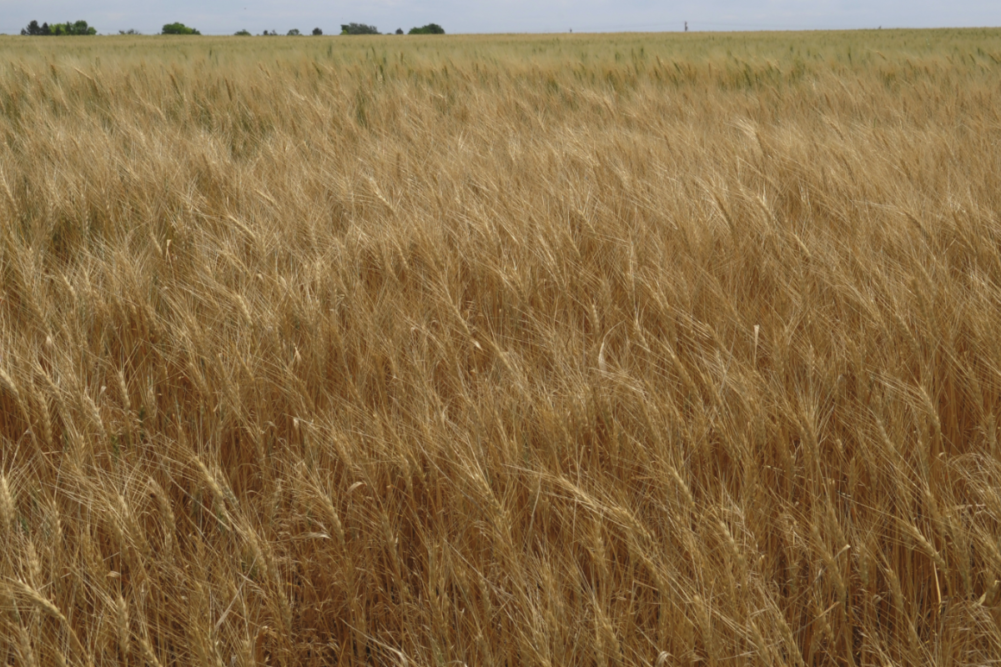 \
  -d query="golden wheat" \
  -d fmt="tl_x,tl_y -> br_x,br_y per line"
1,28 -> 1001,665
